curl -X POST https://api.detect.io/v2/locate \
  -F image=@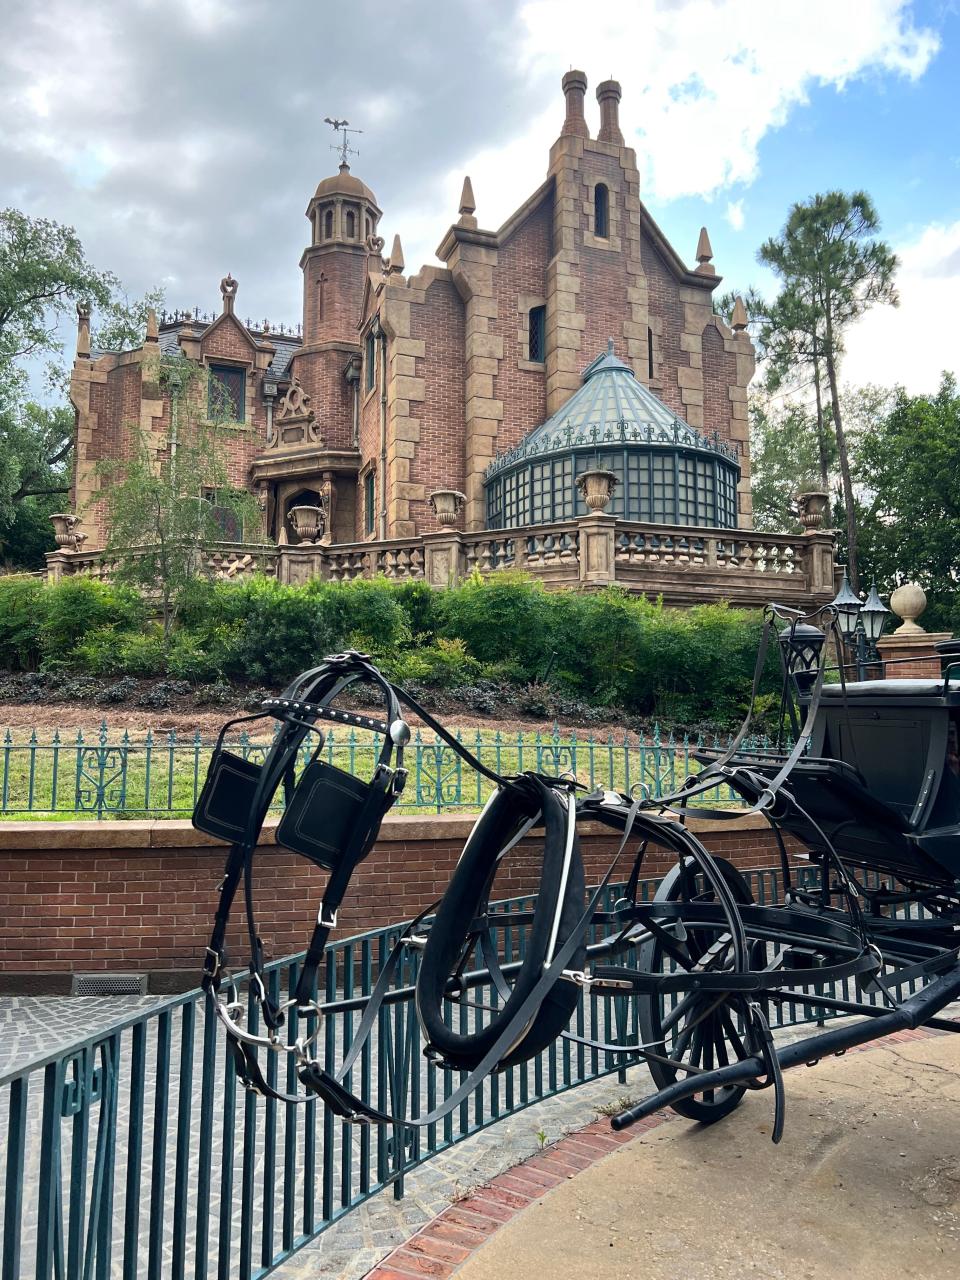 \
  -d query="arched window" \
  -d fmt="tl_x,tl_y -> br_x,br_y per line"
346,210 -> 356,238
323,209 -> 333,239
647,326 -> 654,381
594,184 -> 609,239
365,216 -> 372,239
528,305 -> 546,363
